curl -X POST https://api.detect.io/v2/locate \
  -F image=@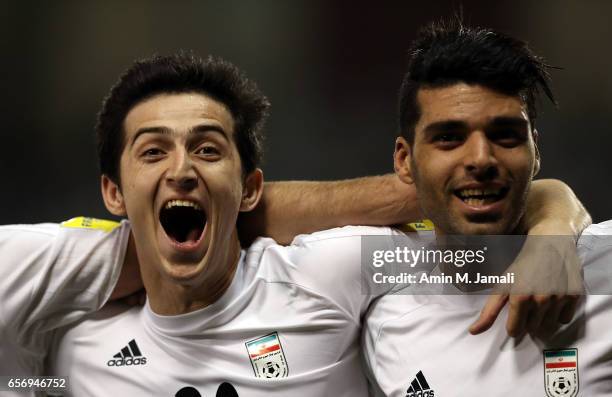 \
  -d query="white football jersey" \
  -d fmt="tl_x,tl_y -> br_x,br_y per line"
0,217 -> 130,396
364,221 -> 612,397
49,226 -> 399,397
